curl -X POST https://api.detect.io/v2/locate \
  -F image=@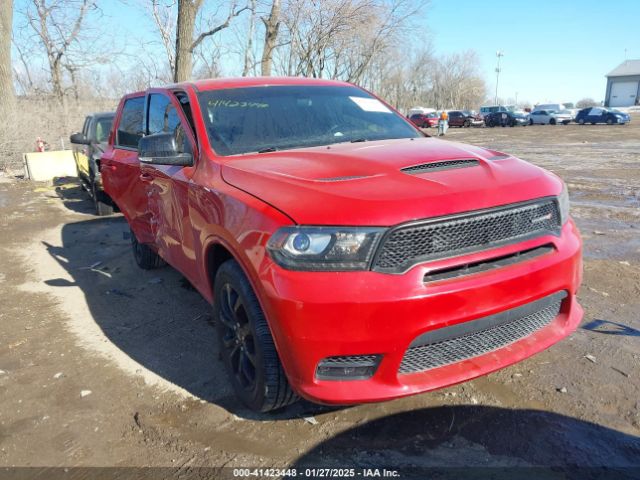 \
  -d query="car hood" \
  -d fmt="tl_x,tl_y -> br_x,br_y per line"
220,138 -> 562,226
